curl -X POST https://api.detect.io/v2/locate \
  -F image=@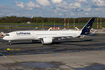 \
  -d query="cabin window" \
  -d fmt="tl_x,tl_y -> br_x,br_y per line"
6,34 -> 10,36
